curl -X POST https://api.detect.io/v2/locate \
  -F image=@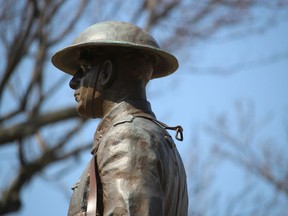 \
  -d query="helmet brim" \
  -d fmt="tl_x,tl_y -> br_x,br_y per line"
51,41 -> 178,79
